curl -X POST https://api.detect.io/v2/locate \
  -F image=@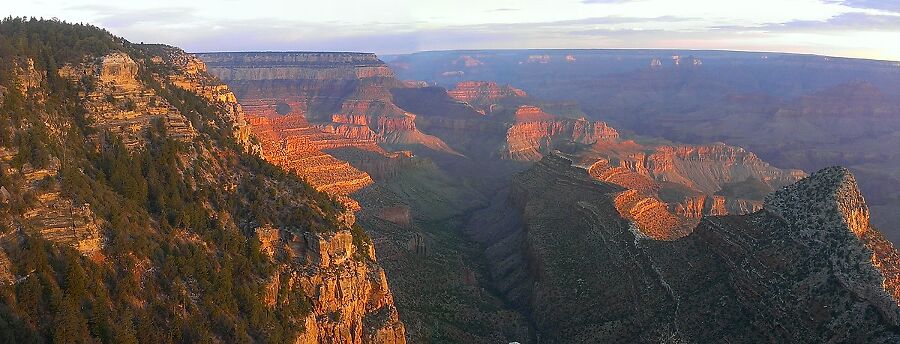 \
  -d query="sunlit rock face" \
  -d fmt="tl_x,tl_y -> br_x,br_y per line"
503,118 -> 619,161
59,53 -> 195,149
275,223 -> 406,344
645,143 -> 804,195
245,113 -> 378,210
198,52 -> 457,154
